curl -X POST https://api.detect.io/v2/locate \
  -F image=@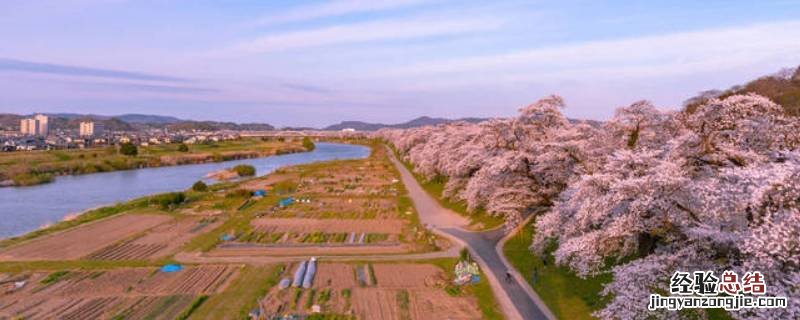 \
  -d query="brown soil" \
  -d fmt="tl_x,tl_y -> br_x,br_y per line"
0,265 -> 238,319
258,262 -> 481,320
206,169 -> 239,181
371,264 -> 442,288
134,265 -> 239,295
273,197 -> 399,219
86,217 -> 221,261
409,289 -> 481,320
0,214 -> 170,261
209,243 -> 411,256
352,288 -> 400,320
251,218 -> 403,234
312,263 -> 358,289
